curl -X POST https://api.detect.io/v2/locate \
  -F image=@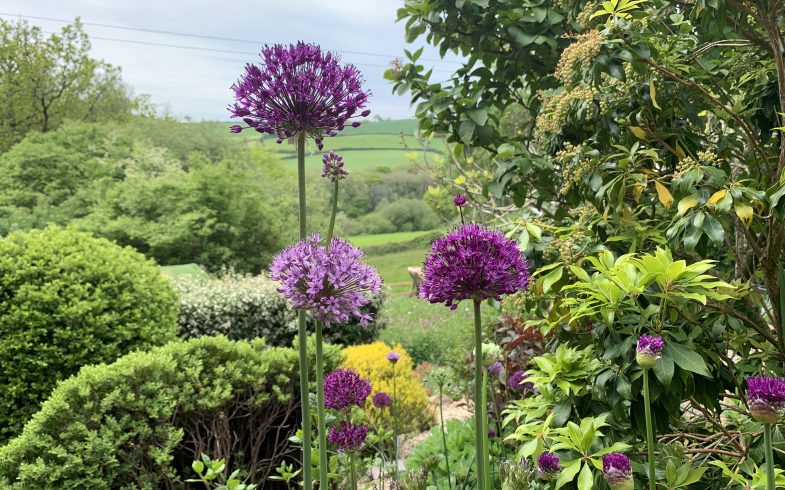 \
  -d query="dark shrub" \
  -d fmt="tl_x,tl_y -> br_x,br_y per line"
0,335 -> 341,489
0,226 -> 178,441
